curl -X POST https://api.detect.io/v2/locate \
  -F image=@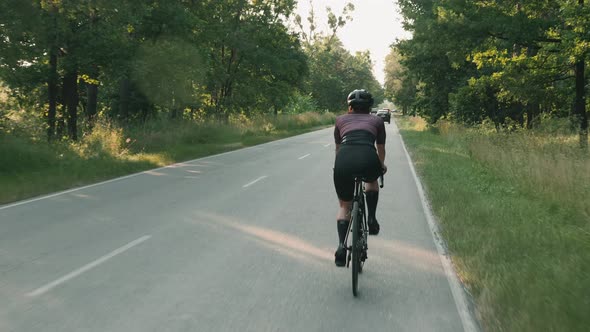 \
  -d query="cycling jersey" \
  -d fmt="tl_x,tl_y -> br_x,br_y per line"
333,113 -> 385,201
334,113 -> 386,145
